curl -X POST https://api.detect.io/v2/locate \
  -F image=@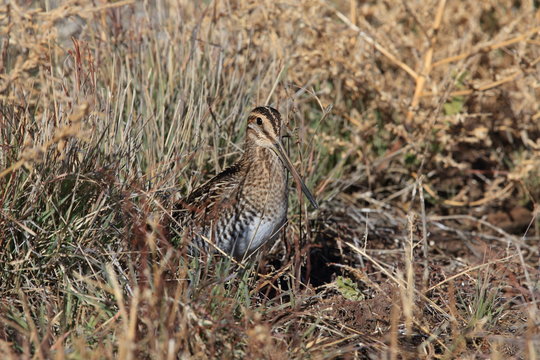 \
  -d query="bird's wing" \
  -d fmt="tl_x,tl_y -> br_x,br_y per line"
174,162 -> 244,228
